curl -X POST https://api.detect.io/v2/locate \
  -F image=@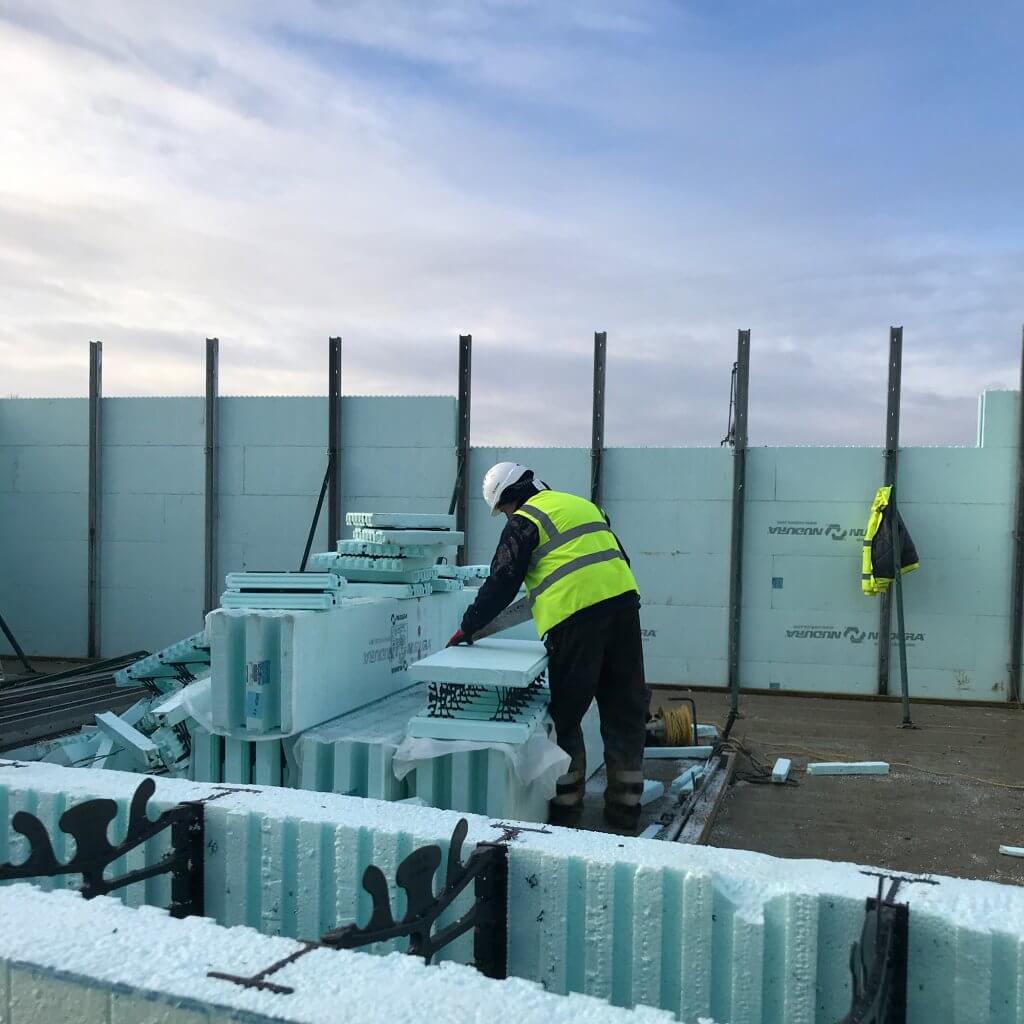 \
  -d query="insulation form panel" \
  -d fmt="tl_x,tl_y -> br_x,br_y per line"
3,760 -> 1024,1023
